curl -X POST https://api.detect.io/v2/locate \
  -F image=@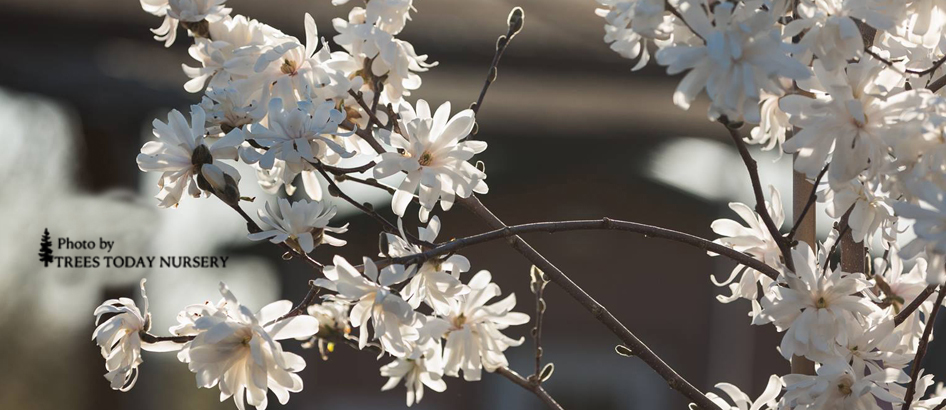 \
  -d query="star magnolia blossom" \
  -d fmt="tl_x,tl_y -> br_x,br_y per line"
873,253 -> 932,351
893,183 -> 946,284
781,359 -> 908,410
710,186 -> 783,304
374,100 -> 487,222
245,98 -> 351,173
379,319 -> 449,408
176,283 -> 320,410
137,105 -> 243,207
654,0 -> 811,122
315,256 -> 419,357
595,0 -> 672,70
182,14 -> 273,93
784,0 -> 898,71
139,0 -> 232,46
706,374 -> 782,410
782,59 -> 930,188
822,177 -> 896,245
757,244 -> 878,361
92,279 -> 181,391
248,197 -> 348,254
441,270 -> 529,381
384,216 -> 471,315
